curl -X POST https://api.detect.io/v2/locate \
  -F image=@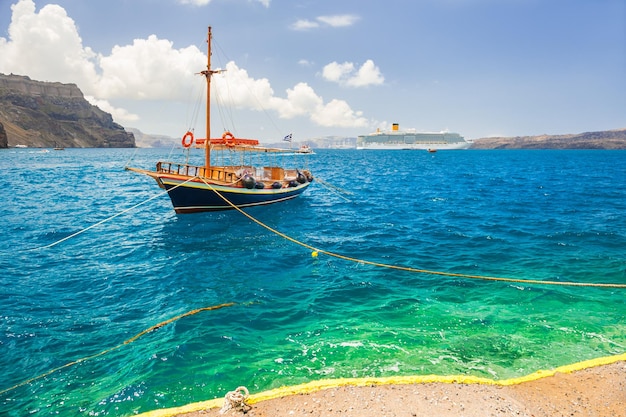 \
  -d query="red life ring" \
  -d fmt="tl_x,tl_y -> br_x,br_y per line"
222,131 -> 235,140
181,131 -> 194,148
